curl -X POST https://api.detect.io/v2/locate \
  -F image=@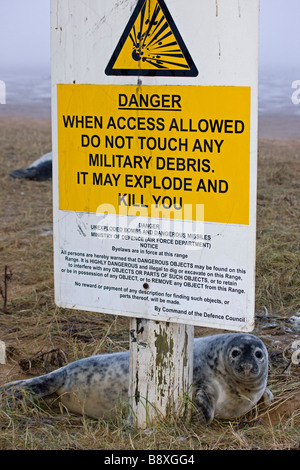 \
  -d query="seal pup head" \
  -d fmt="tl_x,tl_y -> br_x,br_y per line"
223,334 -> 268,386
